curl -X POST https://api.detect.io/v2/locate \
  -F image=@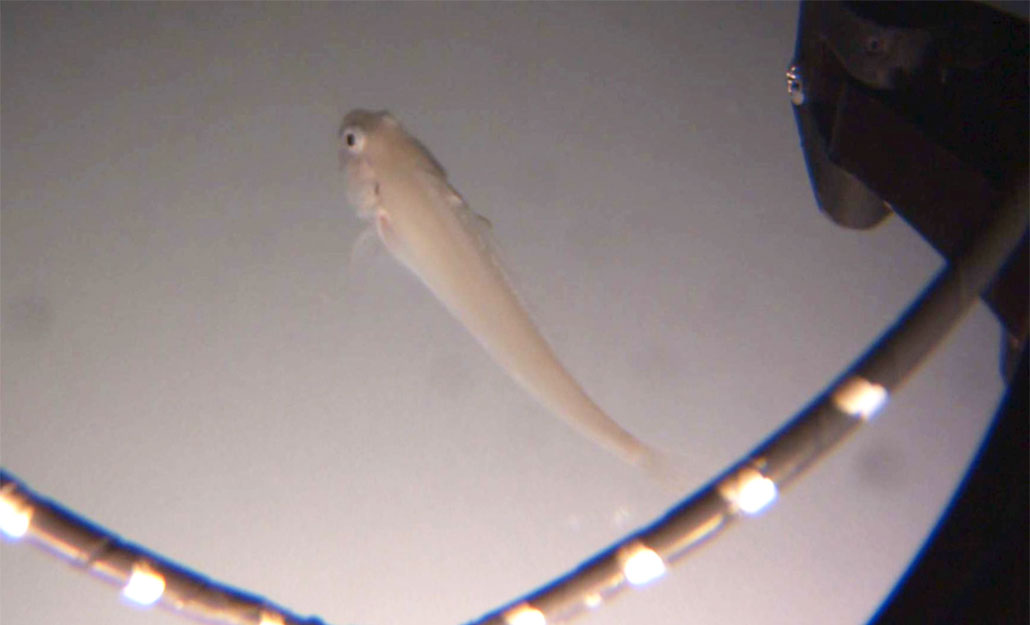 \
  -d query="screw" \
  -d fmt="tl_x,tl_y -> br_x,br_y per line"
786,64 -> 805,106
